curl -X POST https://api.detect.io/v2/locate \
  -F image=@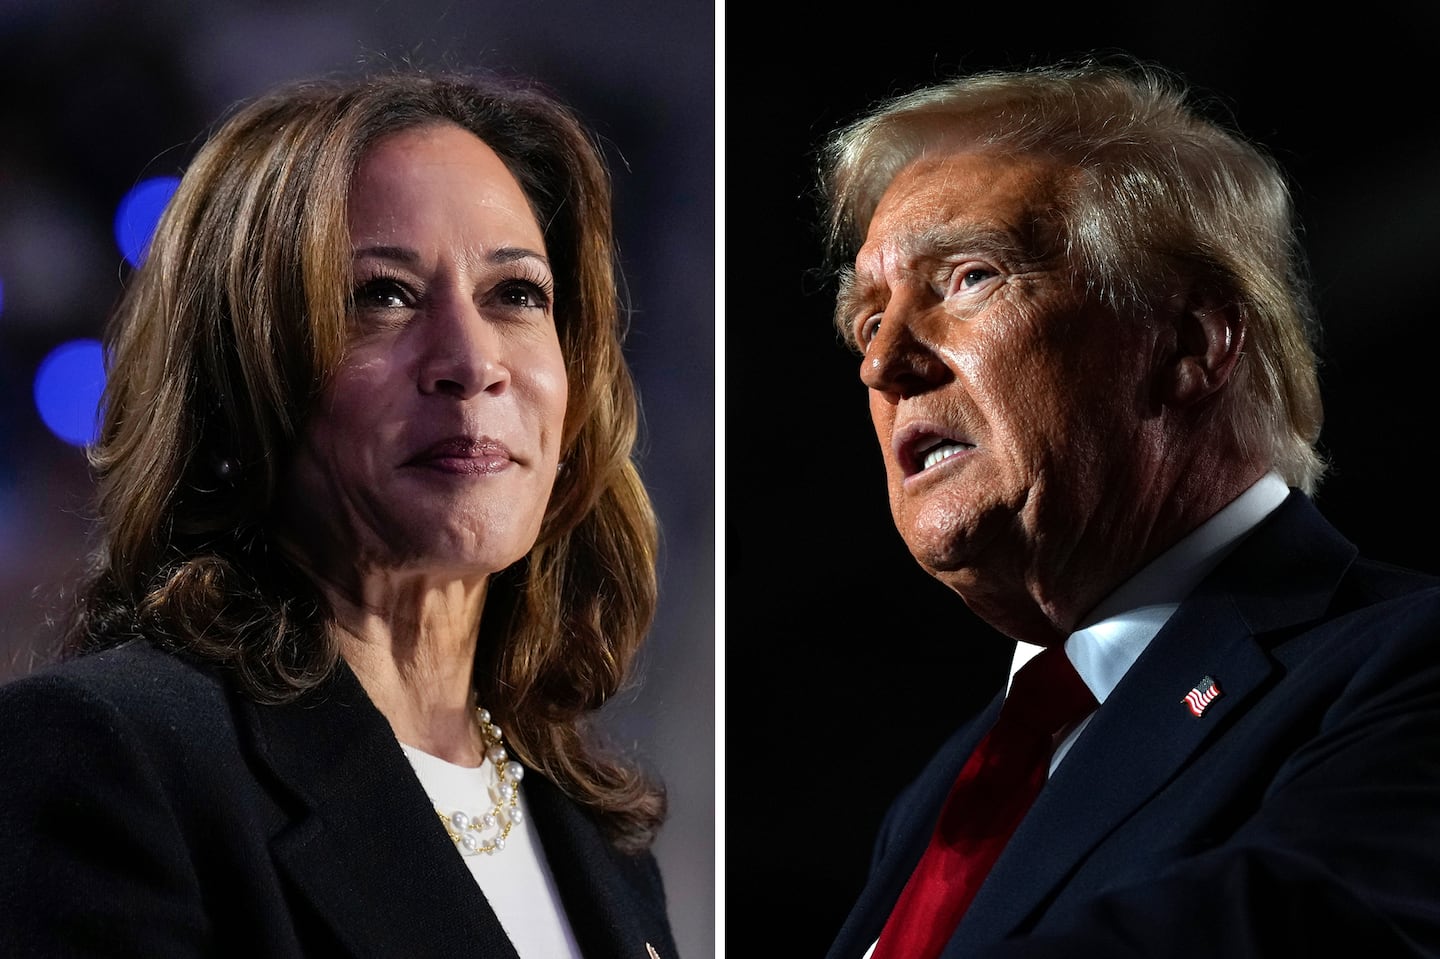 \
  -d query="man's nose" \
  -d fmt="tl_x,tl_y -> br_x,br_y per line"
858,299 -> 948,397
